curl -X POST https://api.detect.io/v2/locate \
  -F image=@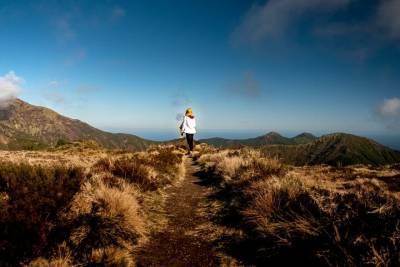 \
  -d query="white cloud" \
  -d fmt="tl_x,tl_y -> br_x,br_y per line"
0,71 -> 23,108
377,0 -> 400,39
232,0 -> 350,45
377,97 -> 400,130
378,97 -> 400,117
226,72 -> 262,98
